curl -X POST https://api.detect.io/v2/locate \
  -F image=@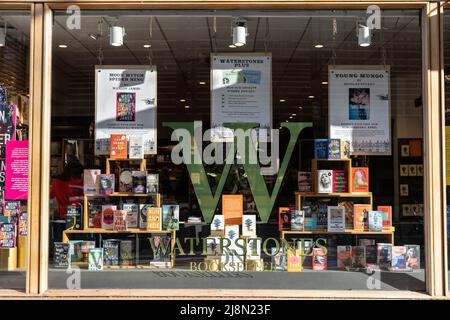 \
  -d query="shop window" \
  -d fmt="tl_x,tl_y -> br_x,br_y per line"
48,9 -> 425,291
